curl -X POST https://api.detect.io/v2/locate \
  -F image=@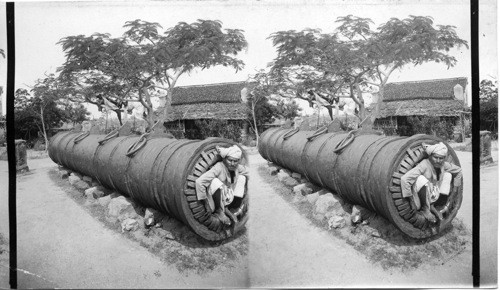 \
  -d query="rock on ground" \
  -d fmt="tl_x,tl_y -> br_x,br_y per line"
267,166 -> 279,176
314,193 -> 342,215
73,180 -> 90,191
145,208 -> 162,220
277,171 -> 290,182
121,218 -> 139,232
108,196 -> 138,222
71,172 -> 83,179
59,170 -> 69,179
306,192 -> 320,204
291,172 -> 301,179
68,175 -> 81,186
282,177 -> 299,187
84,186 -> 110,199
82,176 -> 93,184
327,215 -> 346,229
98,195 -> 112,207
293,183 -> 314,196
